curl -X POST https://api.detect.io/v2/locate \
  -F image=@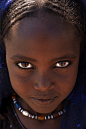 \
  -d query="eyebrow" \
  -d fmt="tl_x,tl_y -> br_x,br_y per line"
10,53 -> 76,62
50,53 -> 76,62
10,54 -> 37,62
